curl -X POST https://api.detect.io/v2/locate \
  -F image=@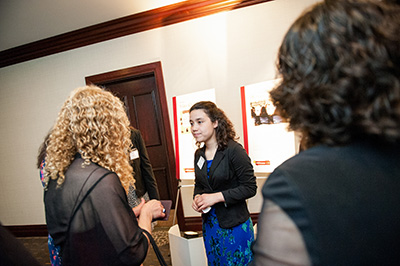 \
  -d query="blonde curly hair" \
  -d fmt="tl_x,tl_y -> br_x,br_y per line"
44,85 -> 135,194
